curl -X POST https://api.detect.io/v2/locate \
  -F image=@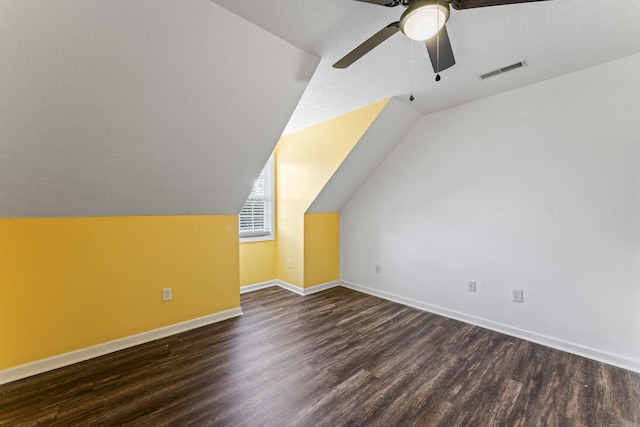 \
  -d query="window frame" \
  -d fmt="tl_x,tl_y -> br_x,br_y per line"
239,155 -> 274,243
